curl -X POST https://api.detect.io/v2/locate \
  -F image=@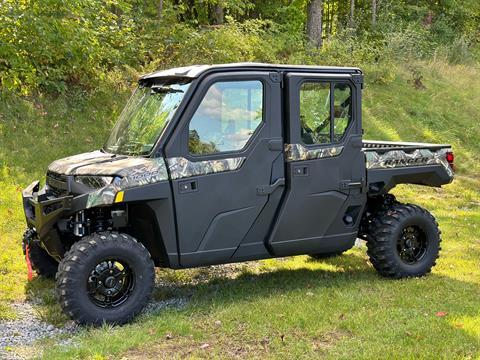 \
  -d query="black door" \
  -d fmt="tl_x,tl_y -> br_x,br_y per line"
268,72 -> 366,256
165,71 -> 284,267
